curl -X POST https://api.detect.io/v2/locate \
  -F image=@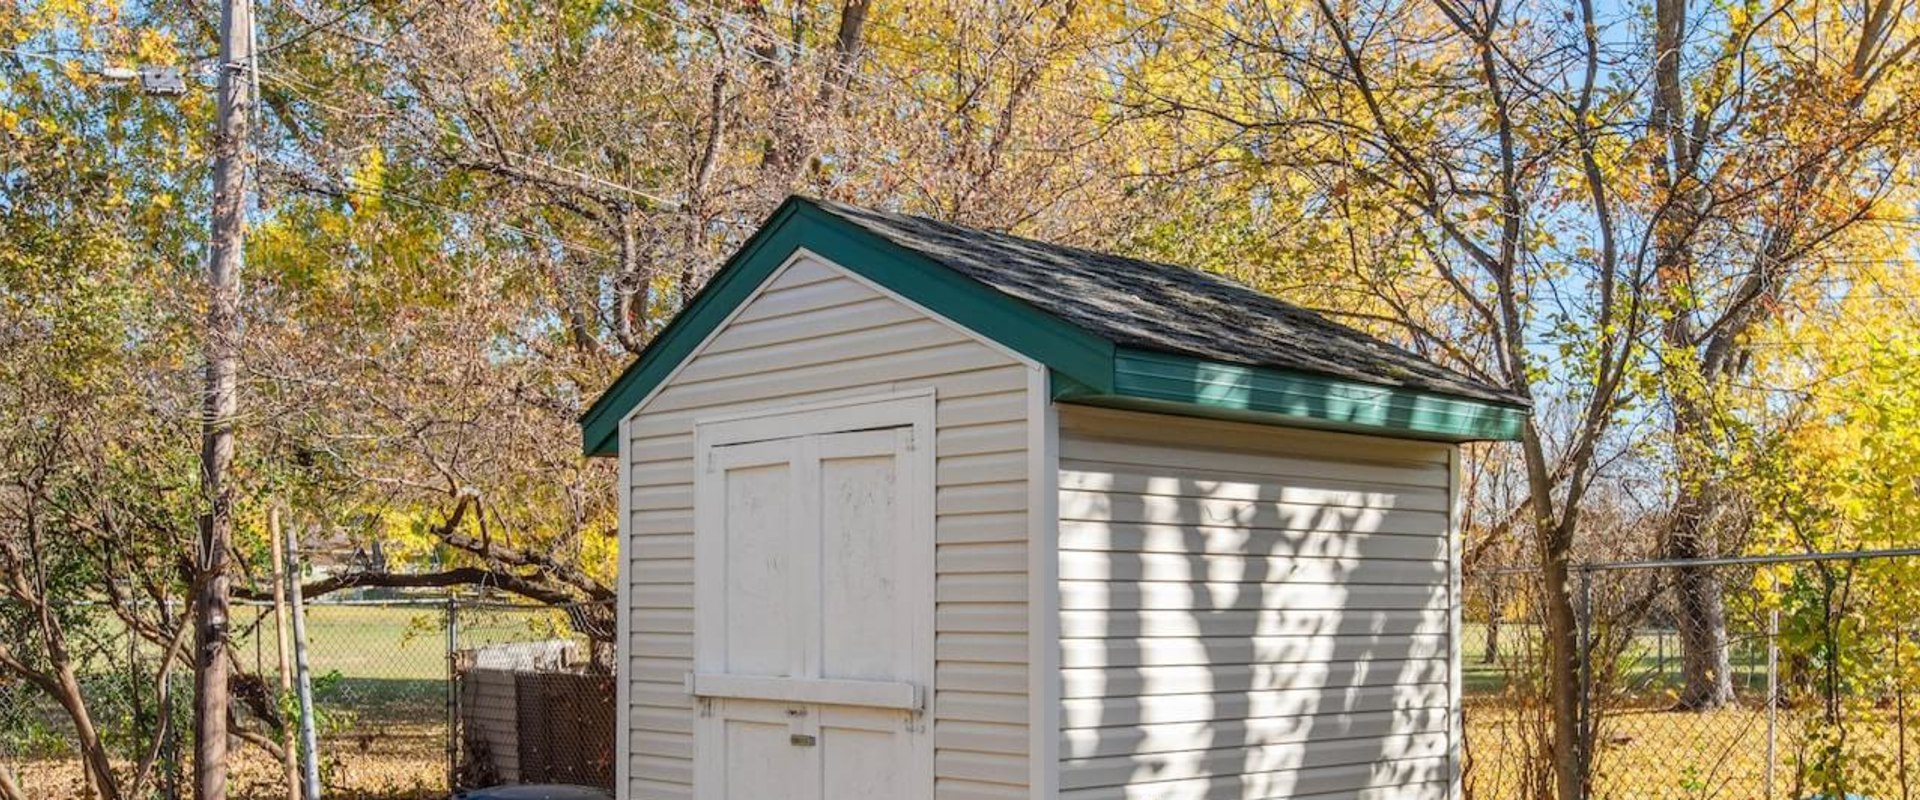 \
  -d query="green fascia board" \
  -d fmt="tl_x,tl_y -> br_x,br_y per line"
579,198 -> 1116,456
1058,348 -> 1527,443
